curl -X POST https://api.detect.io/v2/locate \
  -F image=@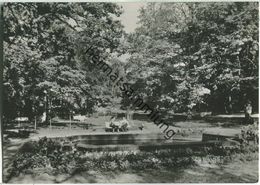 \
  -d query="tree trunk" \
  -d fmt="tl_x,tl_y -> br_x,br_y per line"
45,96 -> 49,123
